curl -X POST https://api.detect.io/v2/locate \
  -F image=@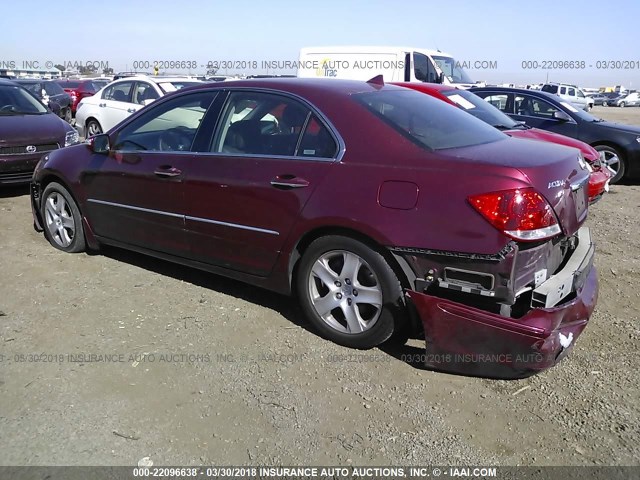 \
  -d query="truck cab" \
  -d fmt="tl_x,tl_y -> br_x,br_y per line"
297,46 -> 480,88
